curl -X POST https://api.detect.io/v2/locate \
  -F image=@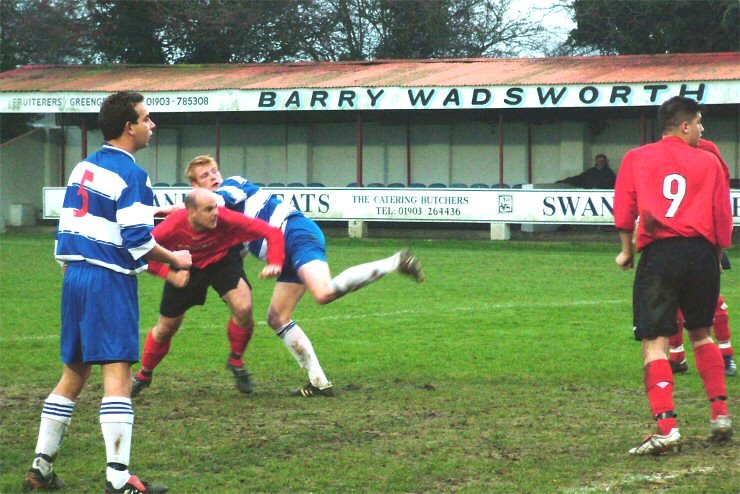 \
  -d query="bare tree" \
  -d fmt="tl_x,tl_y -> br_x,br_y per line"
158,0 -> 316,63
1,0 -> 565,68
303,0 -> 547,61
